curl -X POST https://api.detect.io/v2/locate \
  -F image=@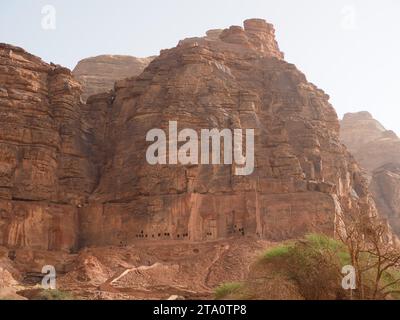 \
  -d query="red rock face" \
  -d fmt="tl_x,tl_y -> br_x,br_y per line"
0,19 -> 376,251
79,19 -> 374,246
73,55 -> 154,101
0,44 -> 96,251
